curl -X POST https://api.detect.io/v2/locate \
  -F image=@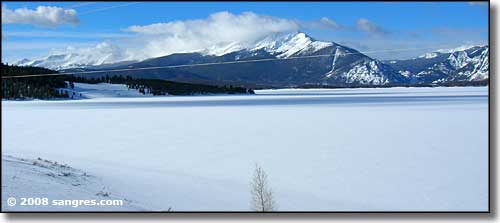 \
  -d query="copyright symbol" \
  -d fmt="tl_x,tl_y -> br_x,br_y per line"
7,197 -> 16,206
